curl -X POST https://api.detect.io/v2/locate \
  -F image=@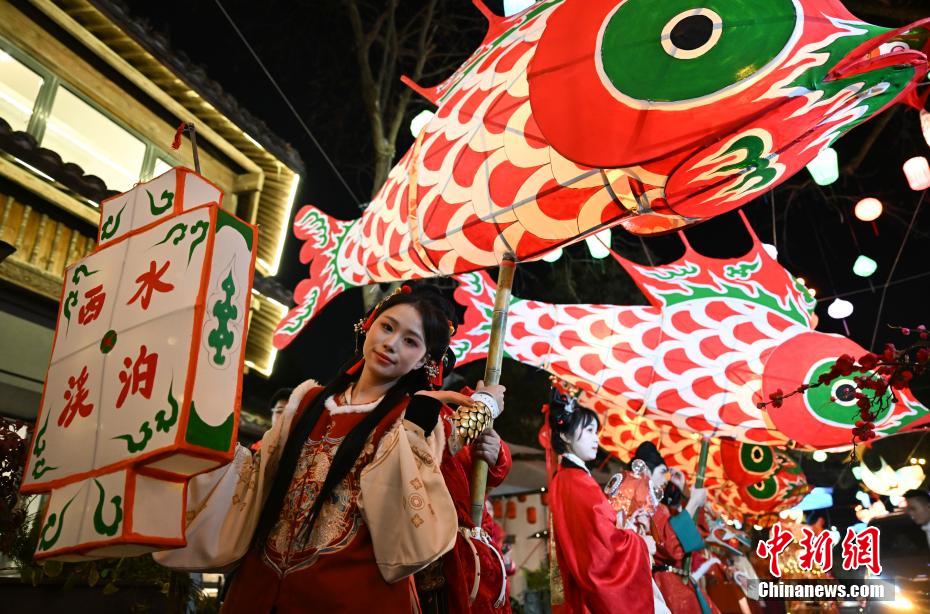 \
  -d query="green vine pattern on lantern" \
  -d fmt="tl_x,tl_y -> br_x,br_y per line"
71,265 -> 98,285
147,189 -> 174,216
113,381 -> 178,452
92,479 -> 123,537
153,219 -> 209,265
100,204 -> 126,241
207,272 -> 238,366
31,414 -> 57,480
39,495 -> 76,551
154,383 -> 179,433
